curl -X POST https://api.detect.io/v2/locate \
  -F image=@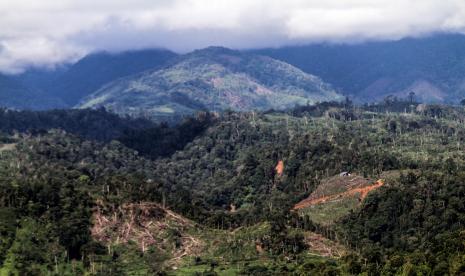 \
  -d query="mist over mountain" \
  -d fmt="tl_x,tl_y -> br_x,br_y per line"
77,47 -> 342,121
16,49 -> 178,107
3,34 -> 465,114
